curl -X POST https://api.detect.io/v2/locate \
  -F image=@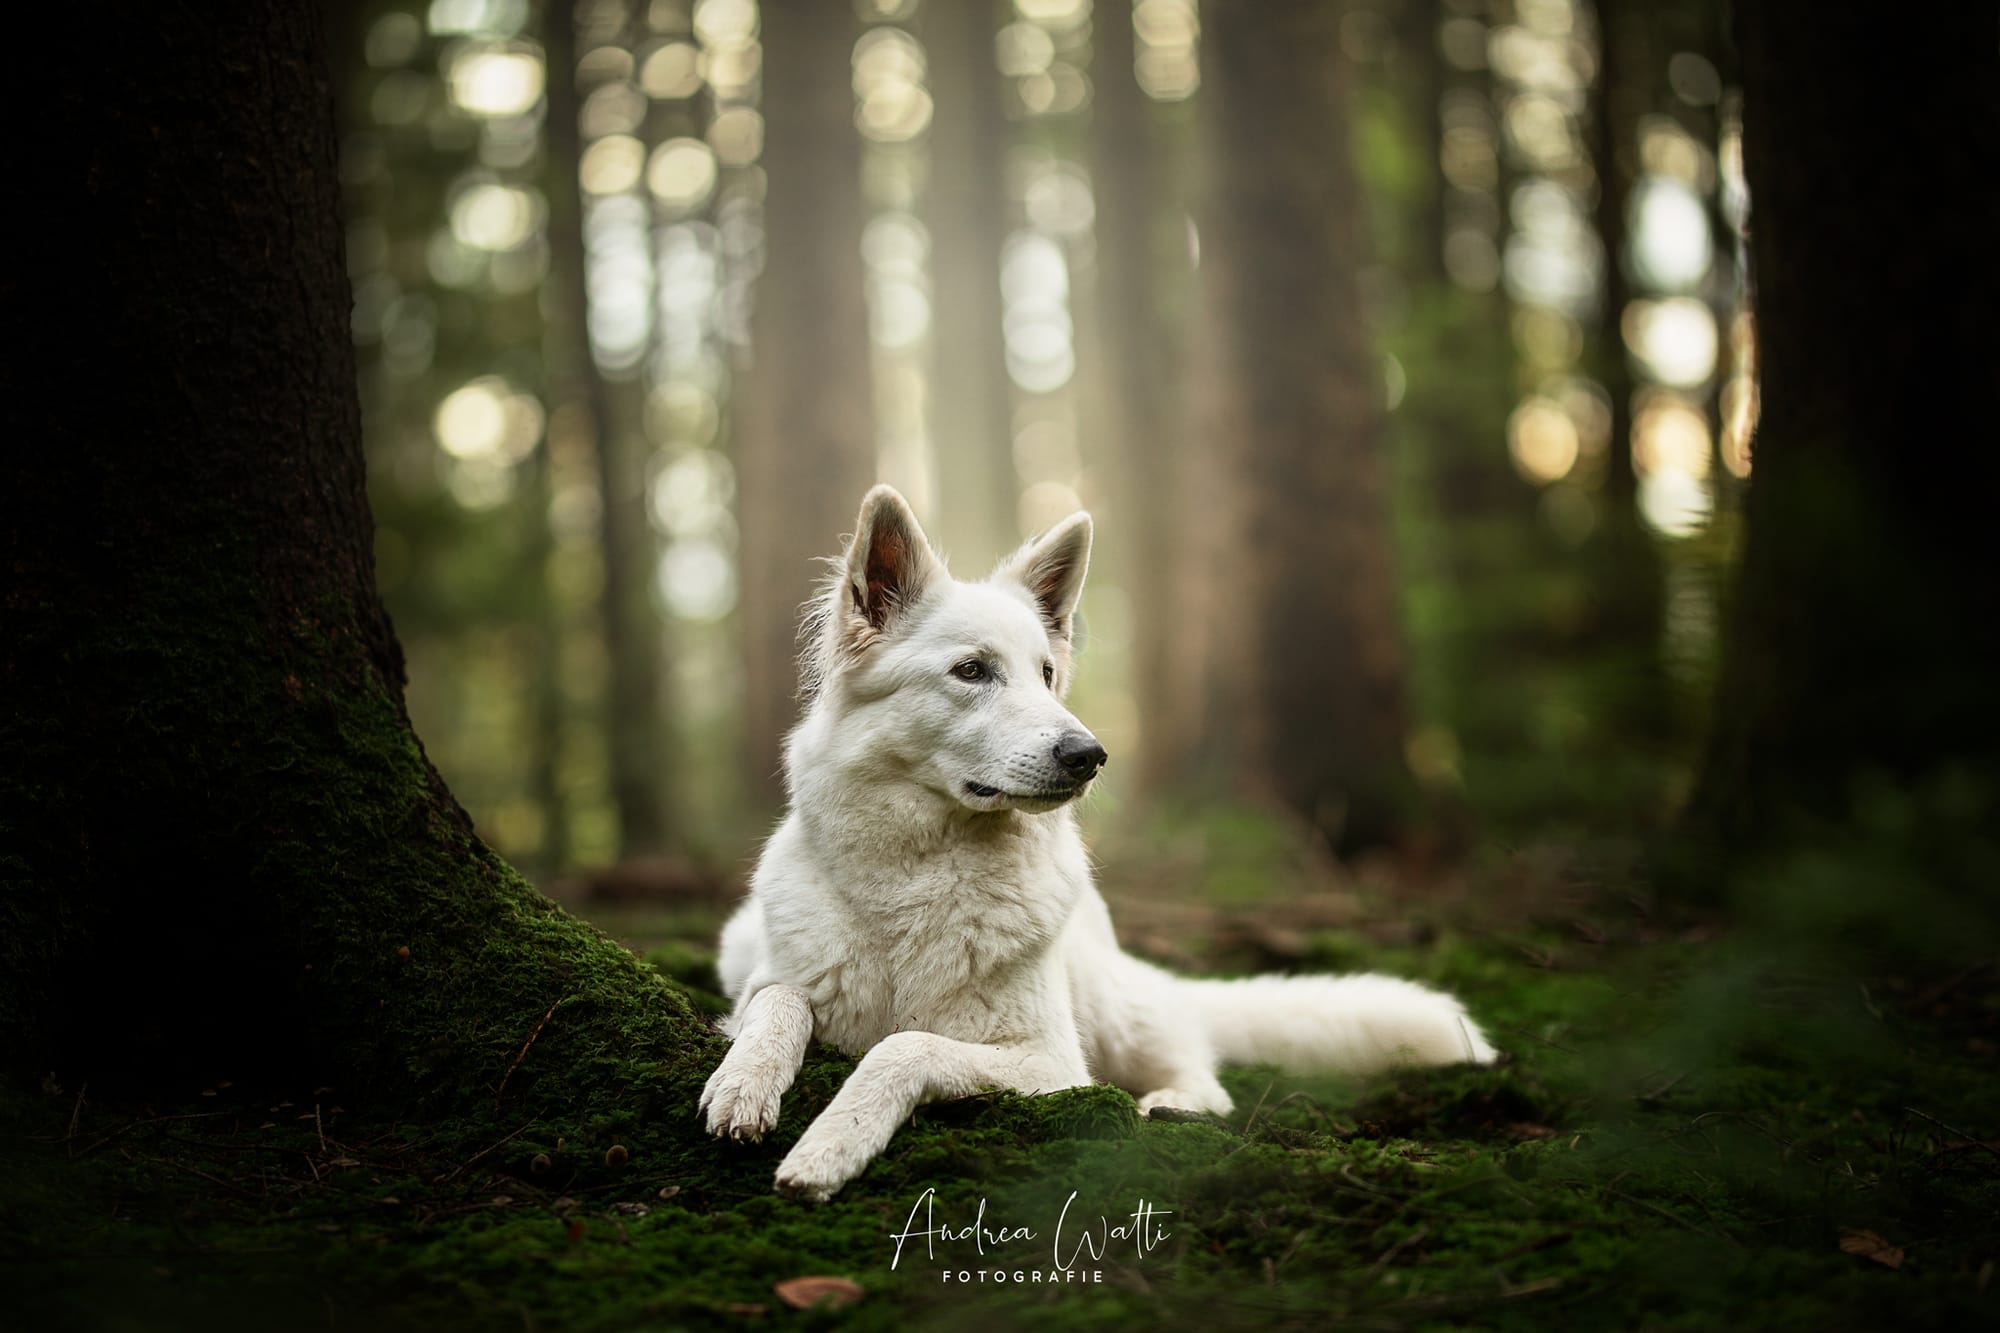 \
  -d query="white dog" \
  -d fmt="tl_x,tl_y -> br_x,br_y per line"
701,485 -> 1496,1200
